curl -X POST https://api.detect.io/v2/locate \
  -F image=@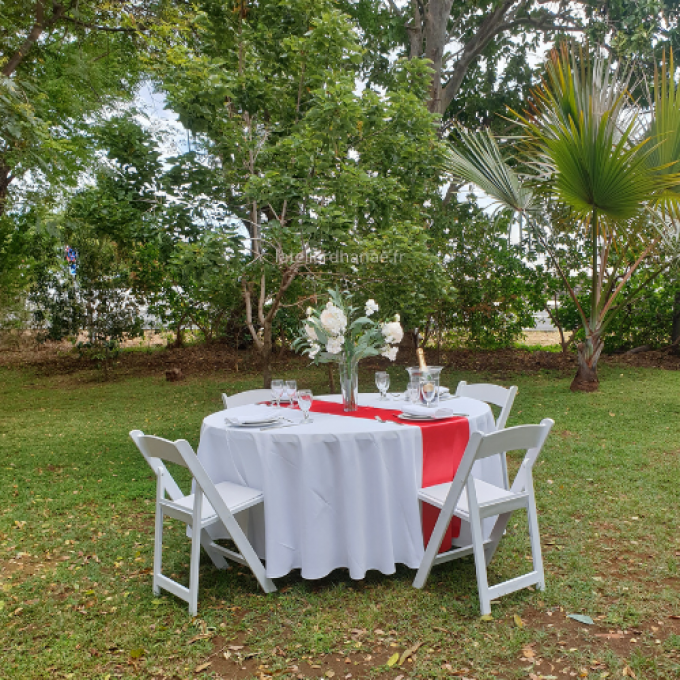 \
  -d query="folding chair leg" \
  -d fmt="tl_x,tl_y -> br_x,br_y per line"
468,481 -> 492,616
153,480 -> 164,596
188,525 -> 202,616
526,488 -> 545,591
